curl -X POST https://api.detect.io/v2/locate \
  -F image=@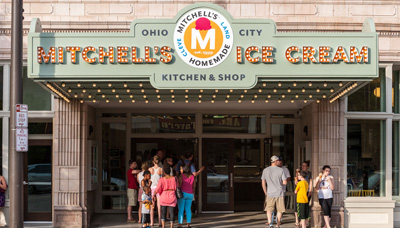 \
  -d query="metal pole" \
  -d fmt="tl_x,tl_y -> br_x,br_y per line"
9,0 -> 24,226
